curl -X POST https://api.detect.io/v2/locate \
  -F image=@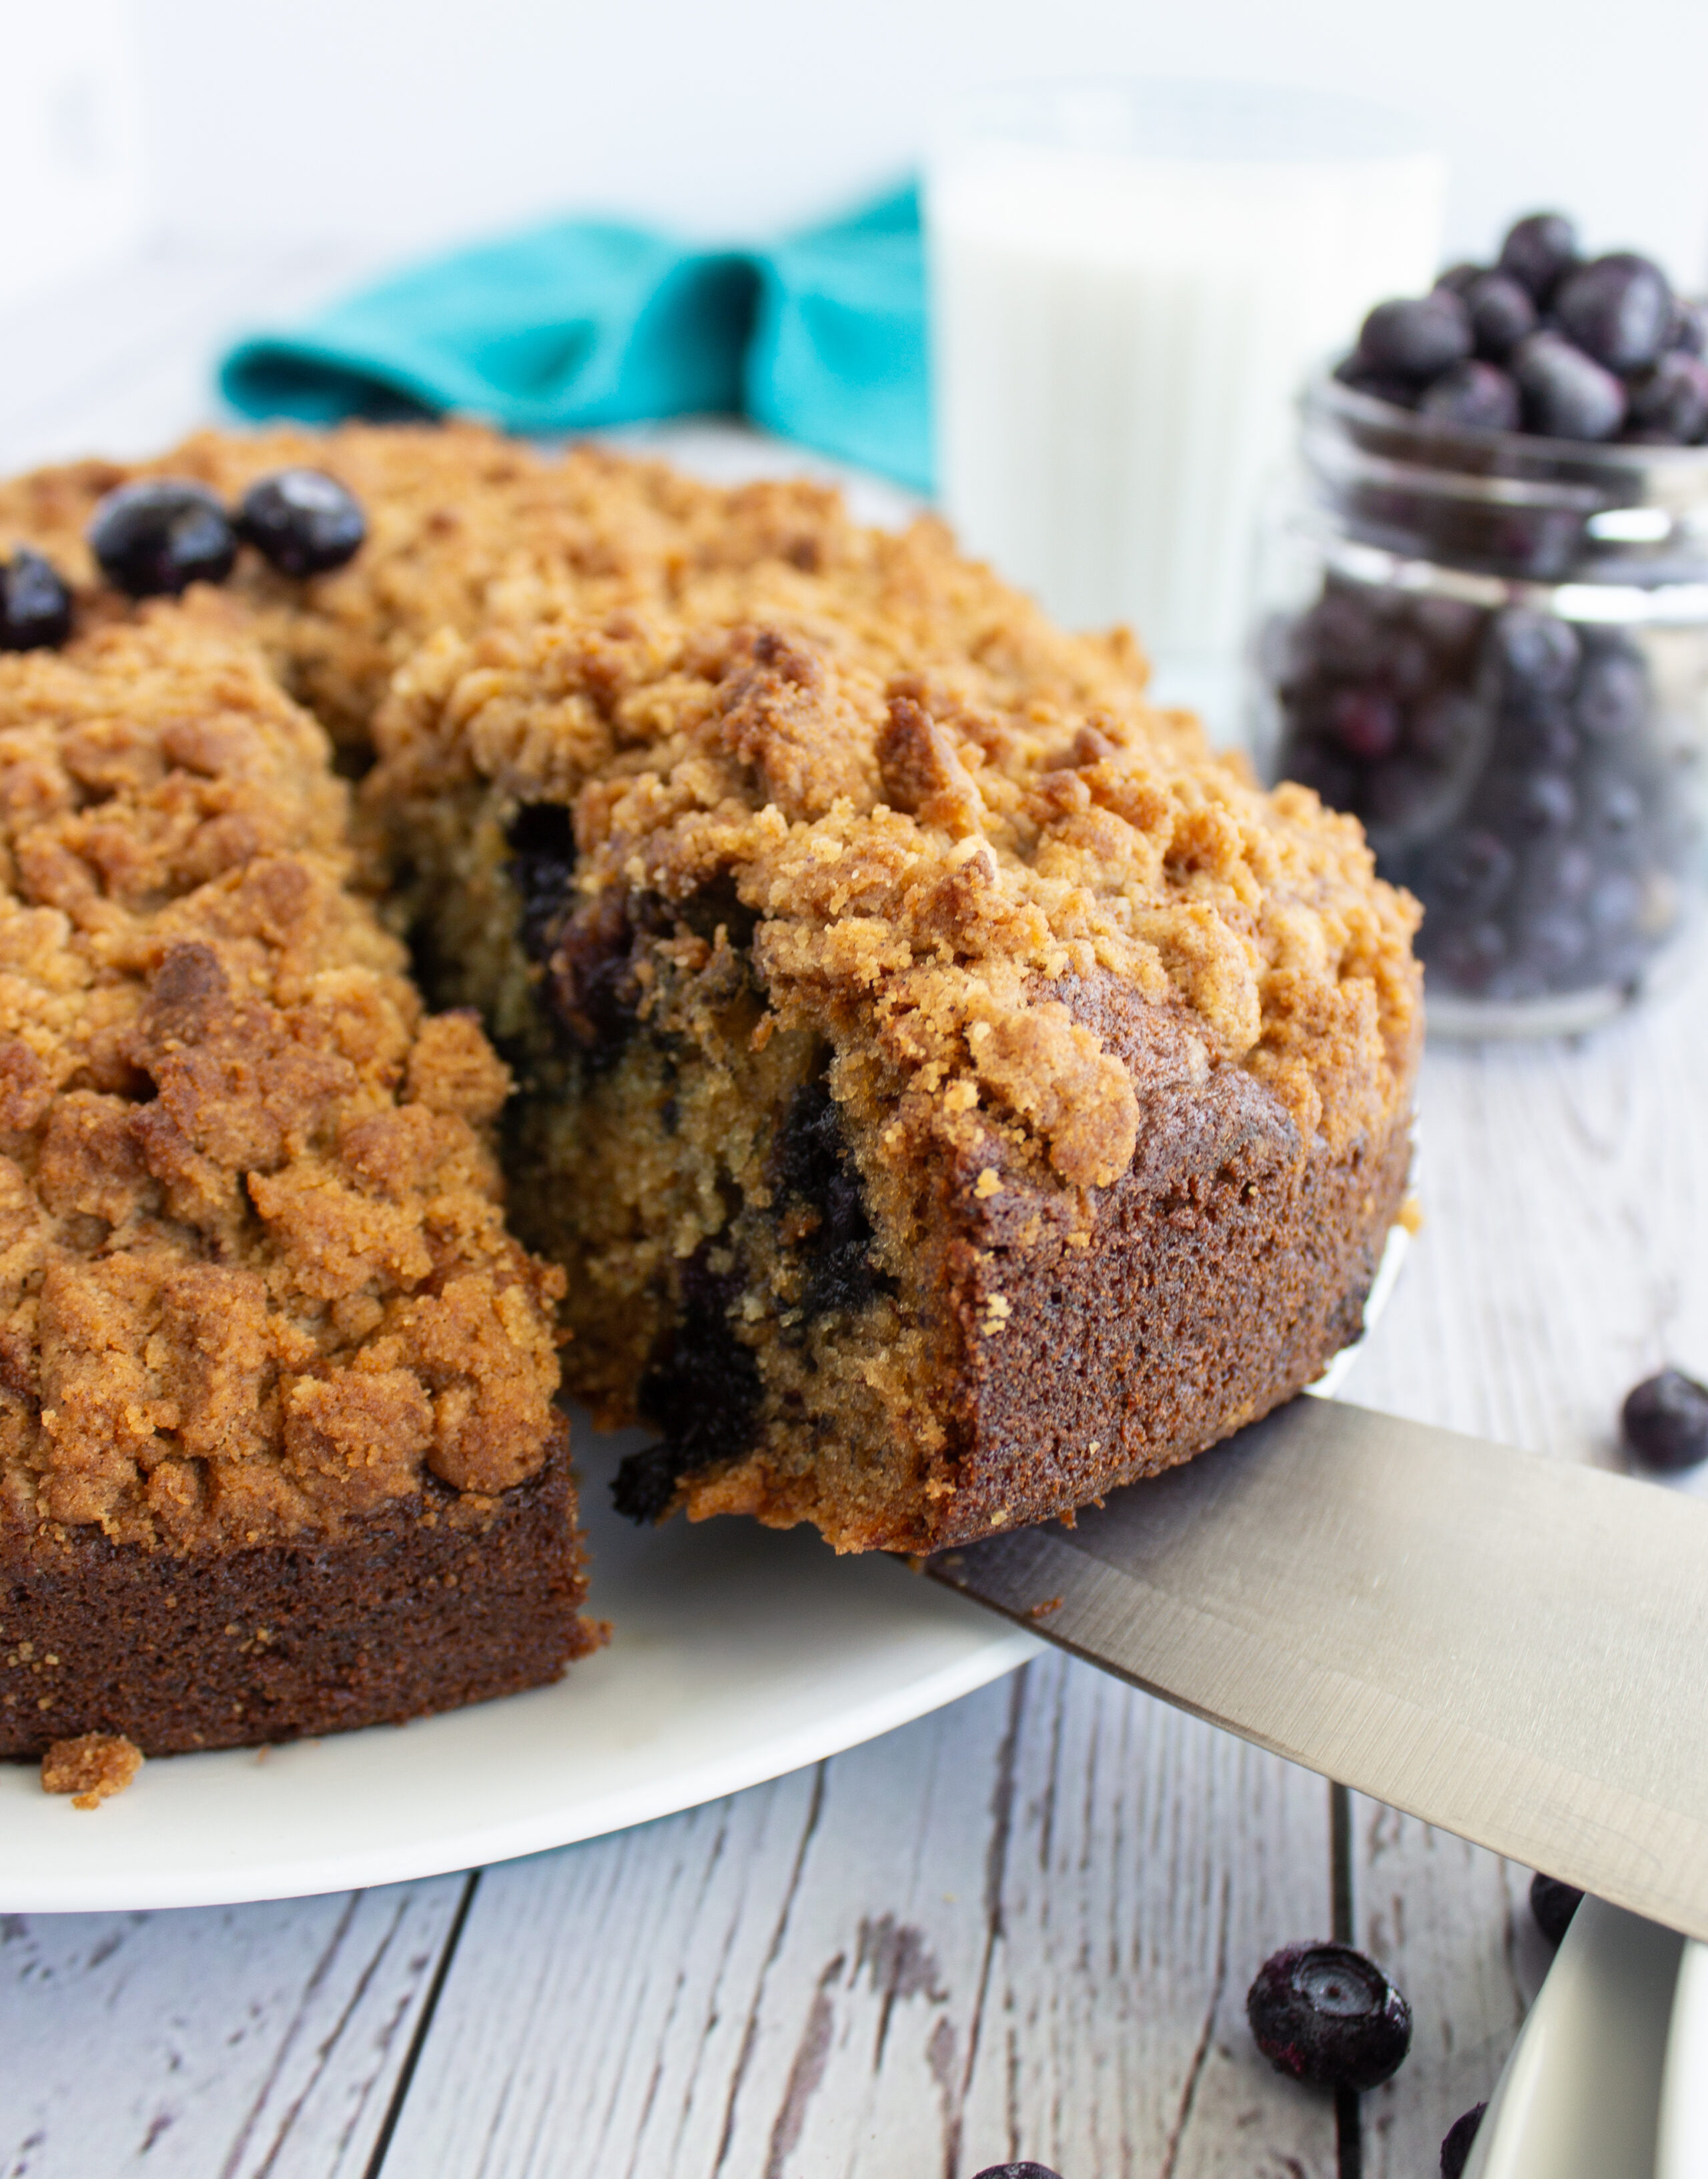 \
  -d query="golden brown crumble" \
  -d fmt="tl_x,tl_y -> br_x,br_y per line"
41,1730 -> 142,1806
0,601 -> 562,1555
